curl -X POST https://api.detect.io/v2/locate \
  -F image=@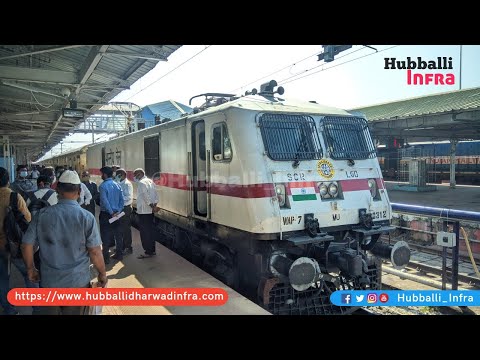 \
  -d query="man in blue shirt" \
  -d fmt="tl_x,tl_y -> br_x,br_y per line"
21,170 -> 107,315
99,166 -> 124,263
